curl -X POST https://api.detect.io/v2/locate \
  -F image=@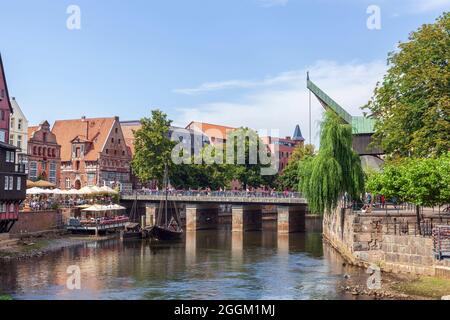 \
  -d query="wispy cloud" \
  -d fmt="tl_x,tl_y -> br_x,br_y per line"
257,0 -> 289,8
413,0 -> 450,12
174,71 -> 300,95
172,60 -> 387,146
